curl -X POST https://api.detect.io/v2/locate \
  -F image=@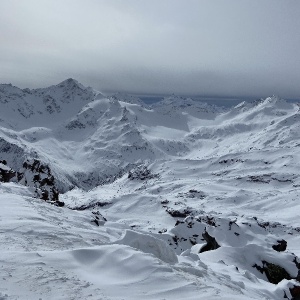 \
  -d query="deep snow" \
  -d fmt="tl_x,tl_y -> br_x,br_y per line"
0,79 -> 300,299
